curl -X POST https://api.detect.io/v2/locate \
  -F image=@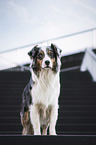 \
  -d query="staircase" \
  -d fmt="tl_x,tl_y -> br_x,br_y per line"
0,72 -> 30,135
0,71 -> 96,135
57,71 -> 96,135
